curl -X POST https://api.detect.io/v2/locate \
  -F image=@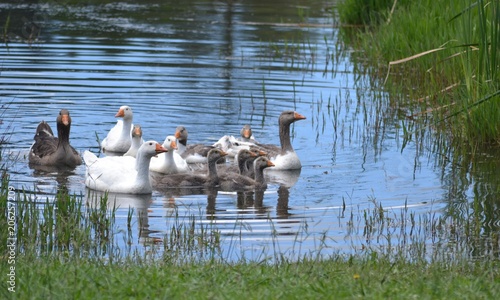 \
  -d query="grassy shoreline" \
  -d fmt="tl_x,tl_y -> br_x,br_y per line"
338,0 -> 500,147
2,174 -> 500,298
4,253 -> 499,299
